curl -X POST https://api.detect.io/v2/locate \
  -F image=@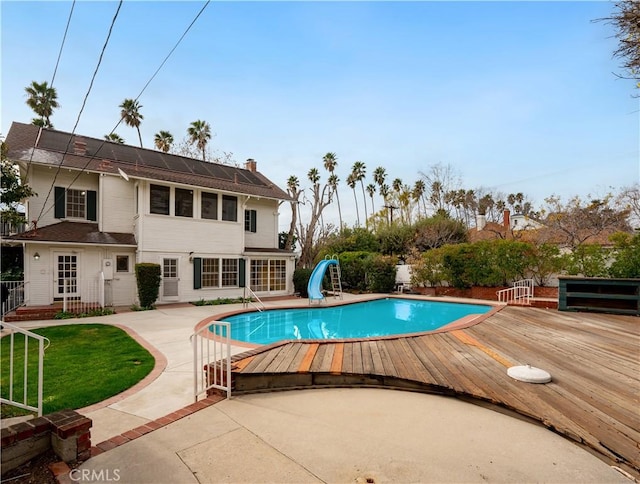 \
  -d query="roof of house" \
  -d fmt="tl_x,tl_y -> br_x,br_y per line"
5,122 -> 292,201
4,221 -> 137,246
